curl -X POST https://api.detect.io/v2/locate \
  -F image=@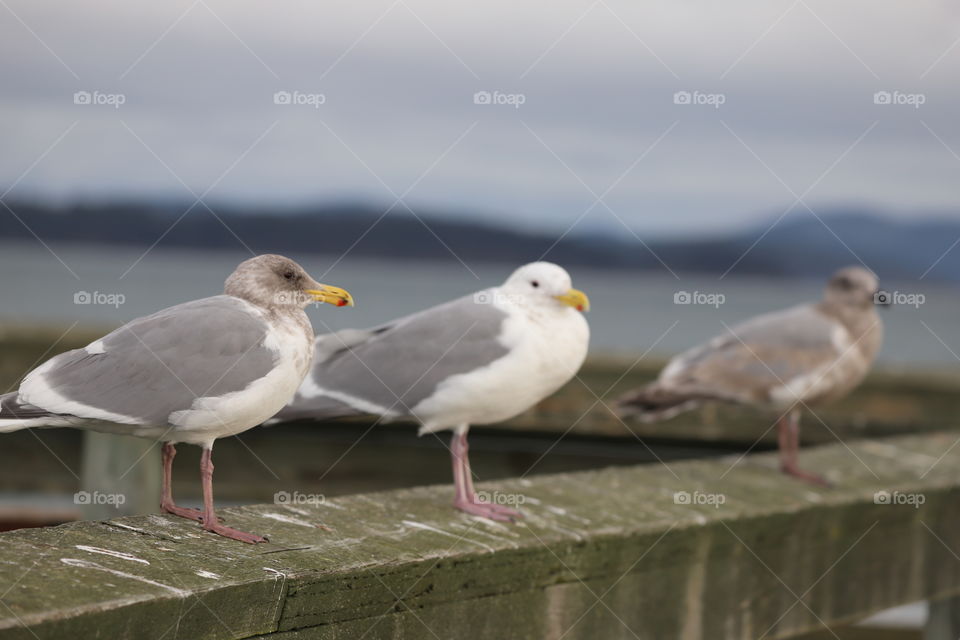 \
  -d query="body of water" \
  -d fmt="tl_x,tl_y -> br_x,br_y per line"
0,241 -> 956,370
